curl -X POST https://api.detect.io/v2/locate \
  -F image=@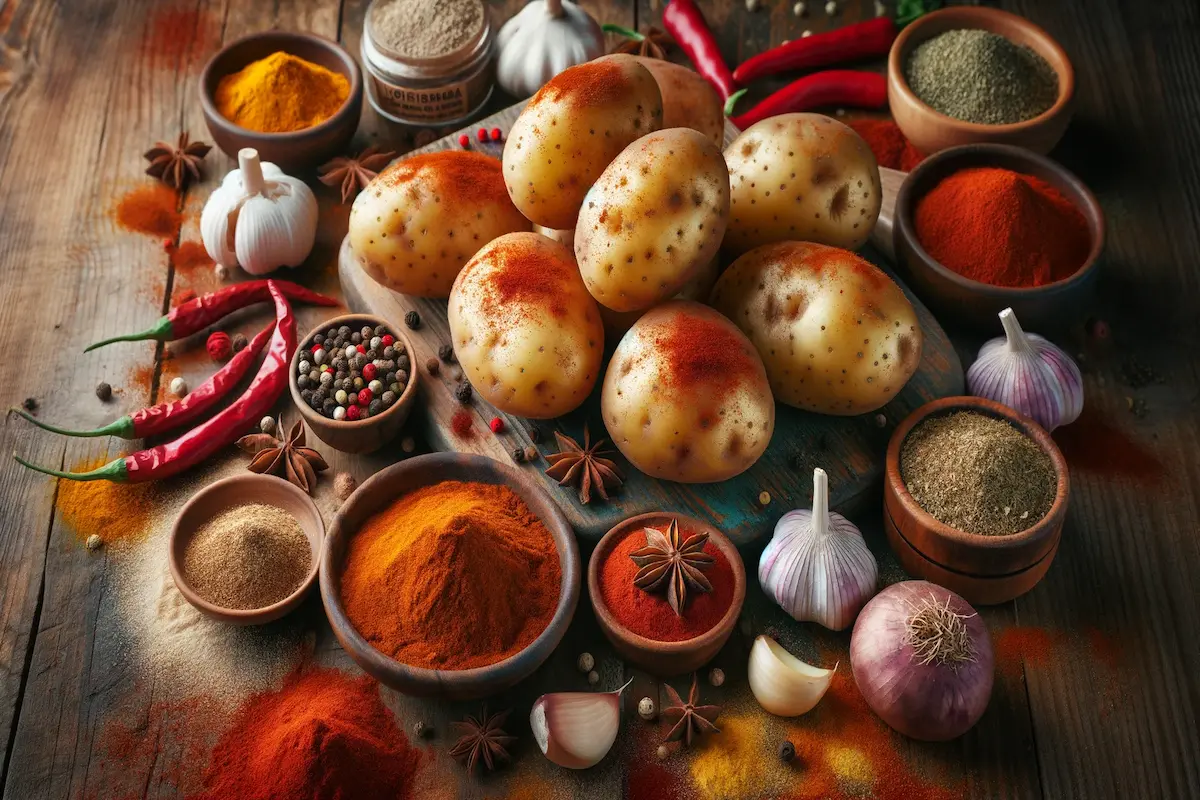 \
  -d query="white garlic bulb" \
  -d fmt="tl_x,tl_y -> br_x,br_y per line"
200,148 -> 318,275
496,0 -> 604,98
758,468 -> 878,631
967,308 -> 1083,431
